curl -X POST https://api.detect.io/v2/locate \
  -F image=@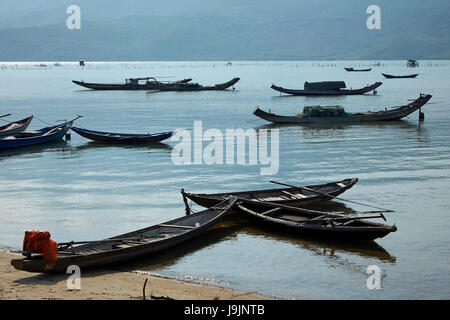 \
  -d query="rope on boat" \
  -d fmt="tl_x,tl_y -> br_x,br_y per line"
33,115 -> 54,126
